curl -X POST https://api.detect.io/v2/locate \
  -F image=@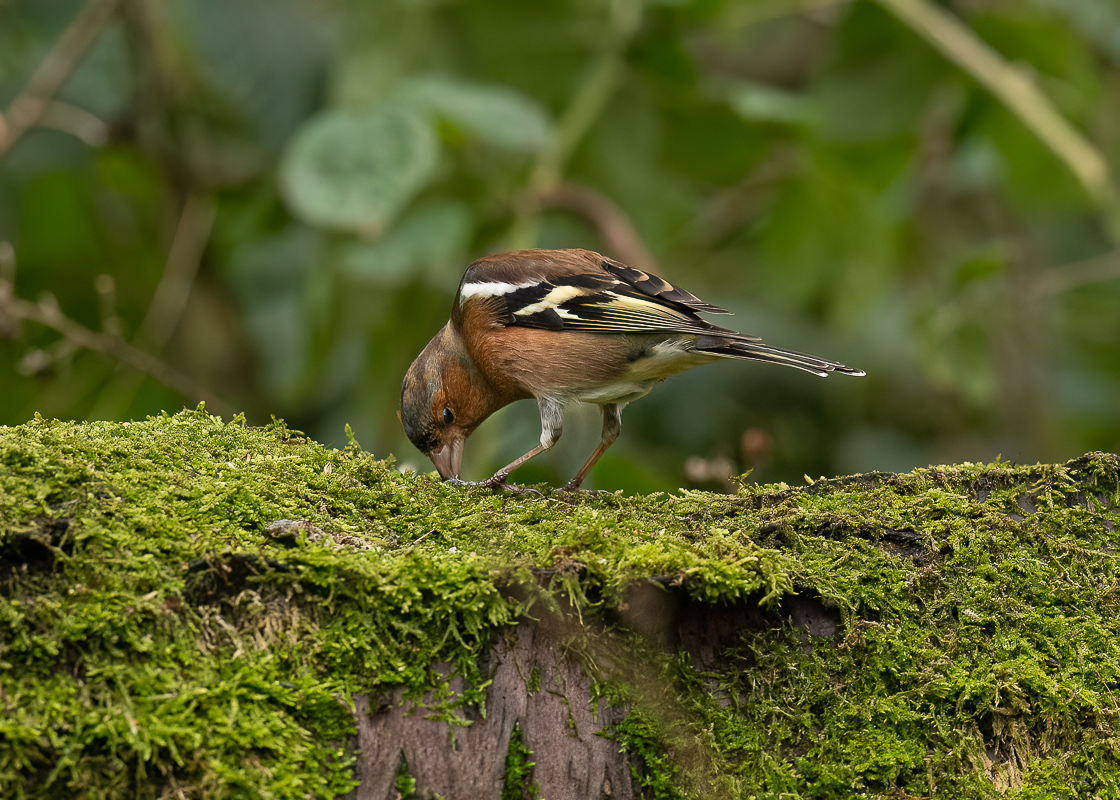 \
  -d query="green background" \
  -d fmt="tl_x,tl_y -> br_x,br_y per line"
3,0 -> 1119,491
